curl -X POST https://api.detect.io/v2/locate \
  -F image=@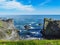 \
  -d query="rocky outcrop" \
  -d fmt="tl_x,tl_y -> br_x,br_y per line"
0,19 -> 20,40
41,18 -> 60,39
